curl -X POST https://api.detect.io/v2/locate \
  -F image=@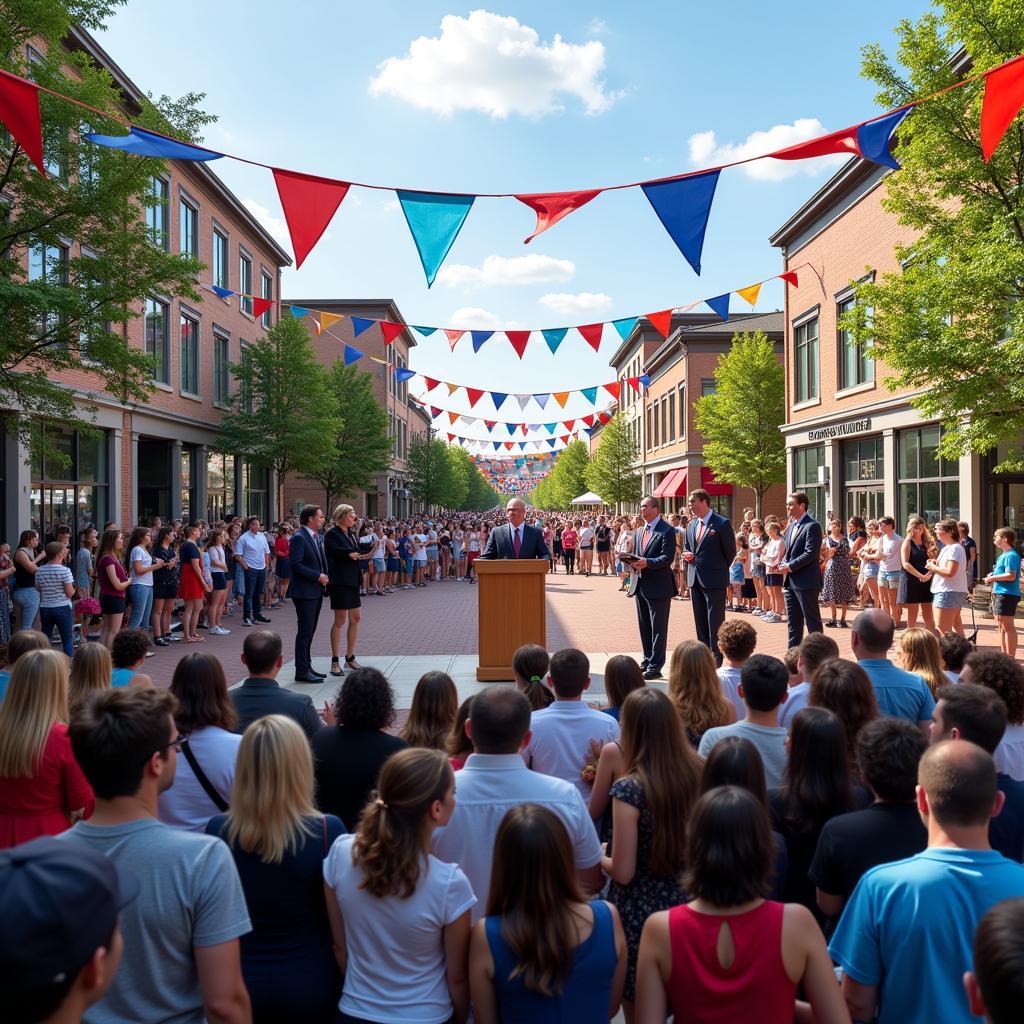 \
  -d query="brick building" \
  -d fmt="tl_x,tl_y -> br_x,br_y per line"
591,312 -> 786,520
280,300 -> 432,518
1,24 -> 291,542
